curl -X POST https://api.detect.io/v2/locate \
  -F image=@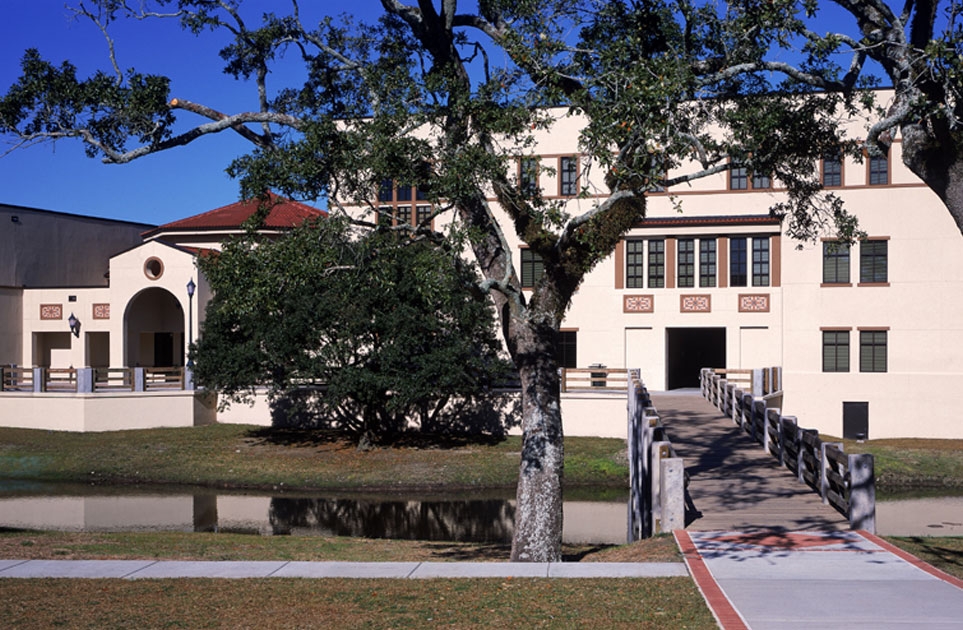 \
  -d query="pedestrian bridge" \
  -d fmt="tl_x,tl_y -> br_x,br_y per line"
651,390 -> 848,531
